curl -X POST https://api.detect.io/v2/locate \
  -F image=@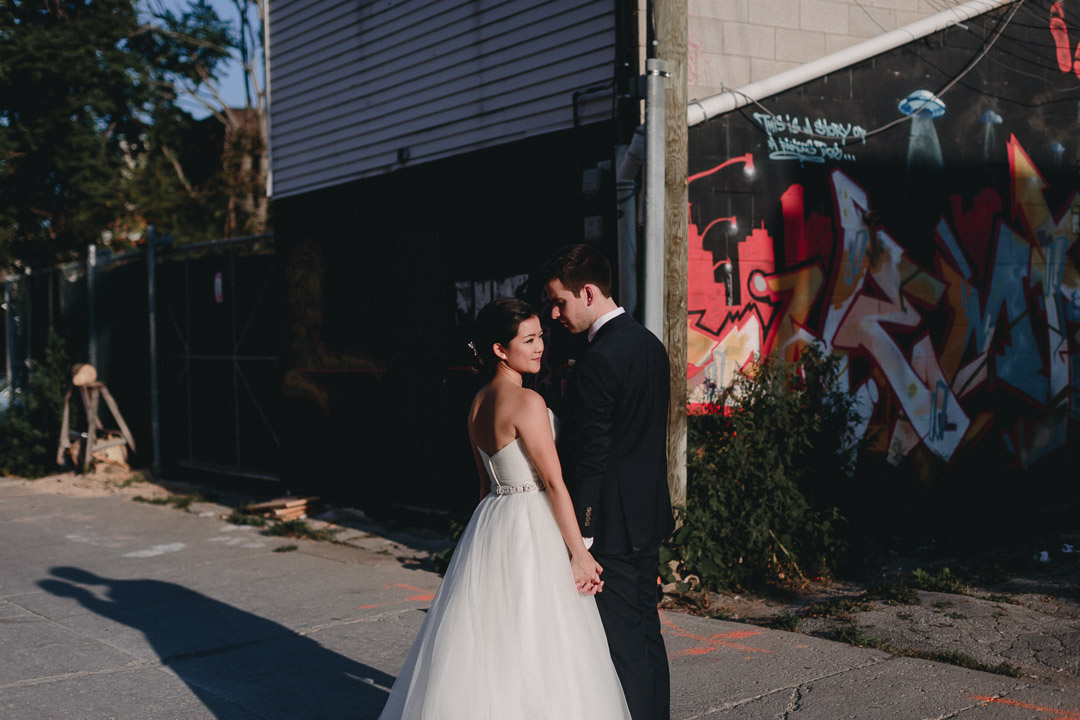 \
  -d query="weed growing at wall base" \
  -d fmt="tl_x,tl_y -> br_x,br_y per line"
0,331 -> 71,478
663,346 -> 867,591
